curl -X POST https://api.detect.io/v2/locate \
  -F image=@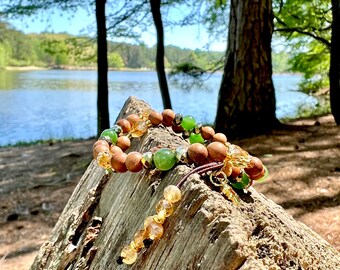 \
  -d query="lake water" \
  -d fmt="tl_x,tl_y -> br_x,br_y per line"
0,70 -> 317,146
